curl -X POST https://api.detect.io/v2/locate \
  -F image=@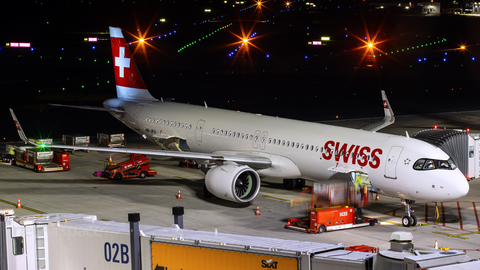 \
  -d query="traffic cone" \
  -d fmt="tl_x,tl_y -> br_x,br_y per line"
177,189 -> 182,199
16,198 -> 22,209
434,240 -> 438,249
255,205 -> 261,215
375,194 -> 380,201
109,156 -> 113,163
